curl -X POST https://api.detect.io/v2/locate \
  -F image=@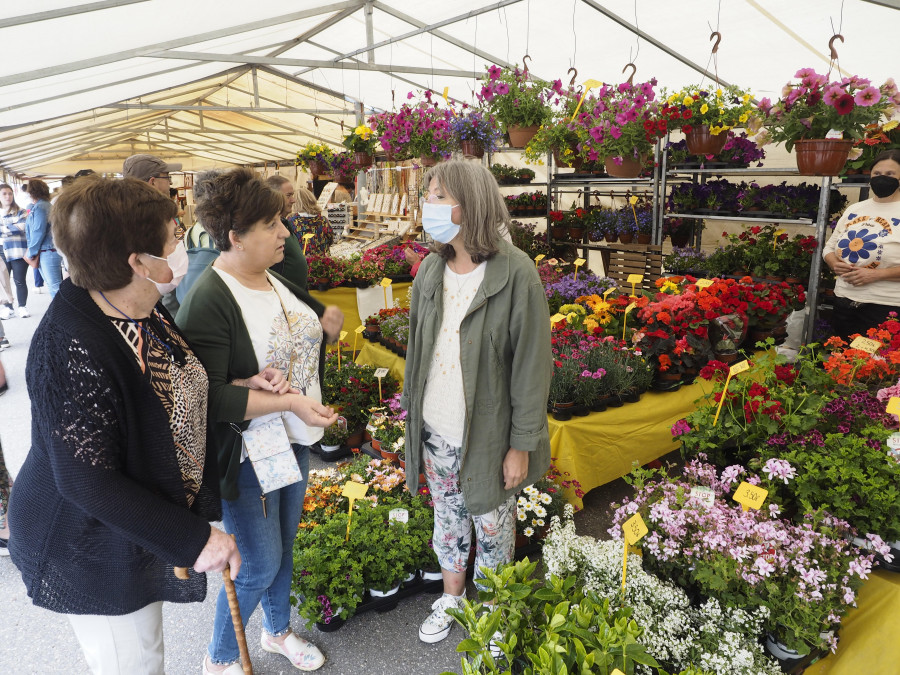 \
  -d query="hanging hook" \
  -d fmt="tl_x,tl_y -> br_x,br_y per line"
522,54 -> 532,78
829,34 -> 844,61
567,67 -> 578,87
709,31 -> 722,54
313,116 -> 319,128
622,63 -> 636,85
